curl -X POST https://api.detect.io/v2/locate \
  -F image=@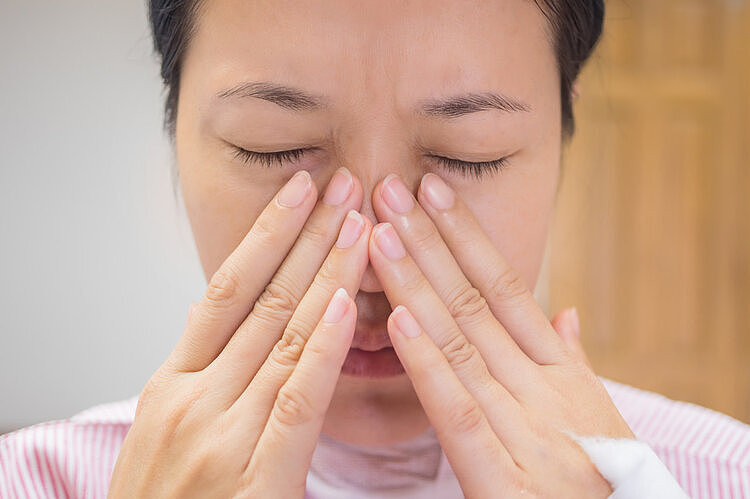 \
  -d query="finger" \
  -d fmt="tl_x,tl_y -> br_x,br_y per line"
168,170 -> 317,372
551,307 -> 592,368
372,174 -> 540,392
247,288 -> 356,493
369,222 -> 534,452
207,168 -> 362,397
227,211 -> 370,441
418,172 -> 567,365
186,302 -> 198,323
386,305 -> 521,497
368,222 -> 528,397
